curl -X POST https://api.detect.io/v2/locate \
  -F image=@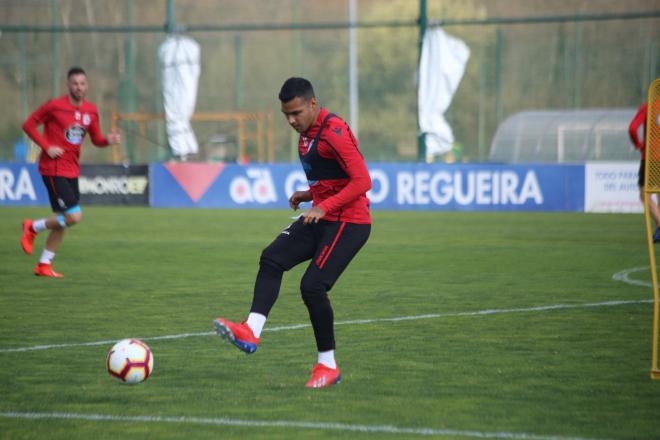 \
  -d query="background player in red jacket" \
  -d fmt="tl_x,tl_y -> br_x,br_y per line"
214,77 -> 371,388
20,67 -> 121,277
629,101 -> 660,242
